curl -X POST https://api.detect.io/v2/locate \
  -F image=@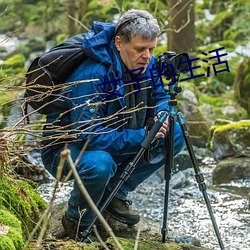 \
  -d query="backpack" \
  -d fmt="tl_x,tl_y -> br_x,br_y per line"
24,34 -> 86,115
